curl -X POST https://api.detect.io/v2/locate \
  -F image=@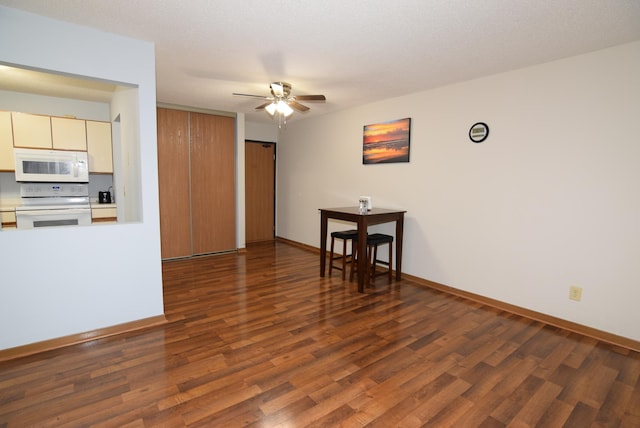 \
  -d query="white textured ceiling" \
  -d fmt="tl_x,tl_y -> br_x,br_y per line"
1,0 -> 640,124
